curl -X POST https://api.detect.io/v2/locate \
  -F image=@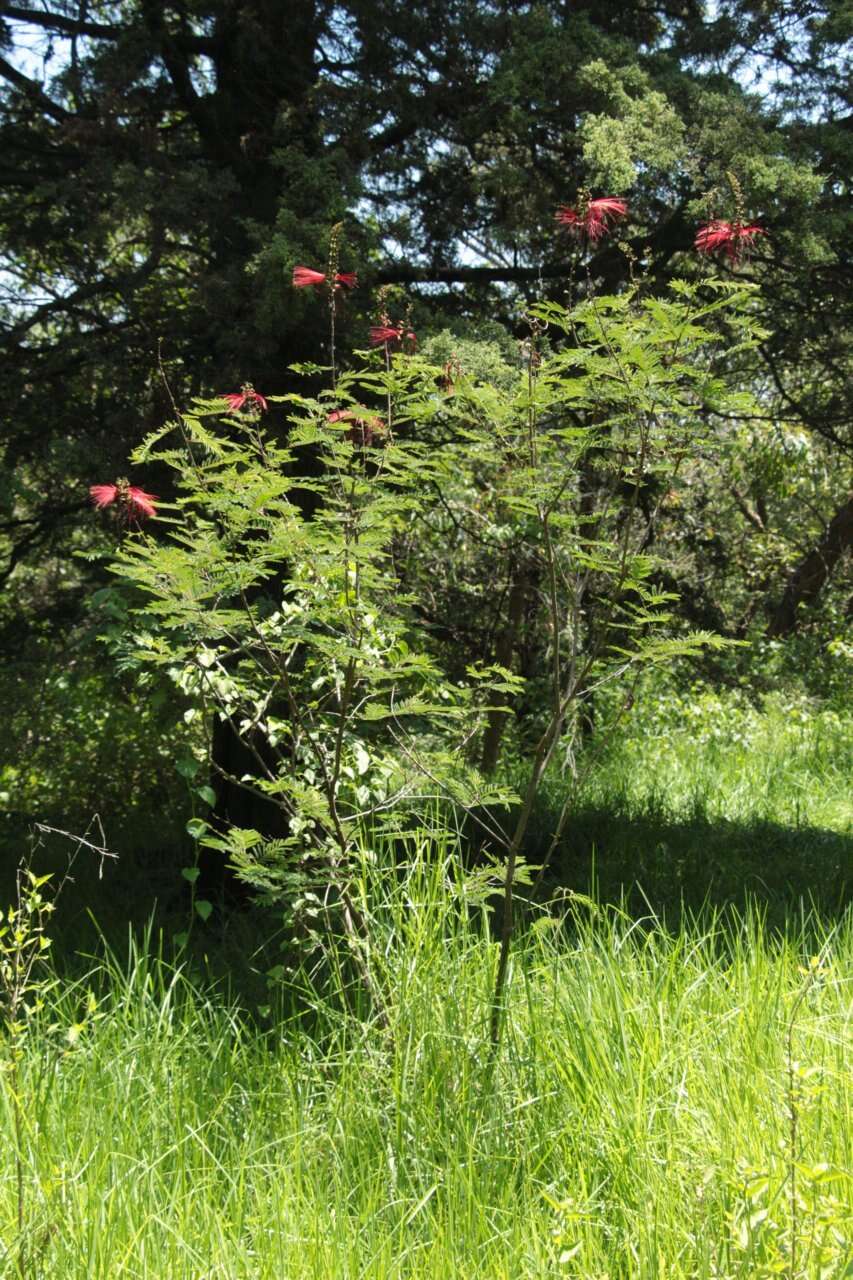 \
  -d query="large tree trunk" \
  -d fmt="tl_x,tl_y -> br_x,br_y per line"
767,494 -> 853,637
